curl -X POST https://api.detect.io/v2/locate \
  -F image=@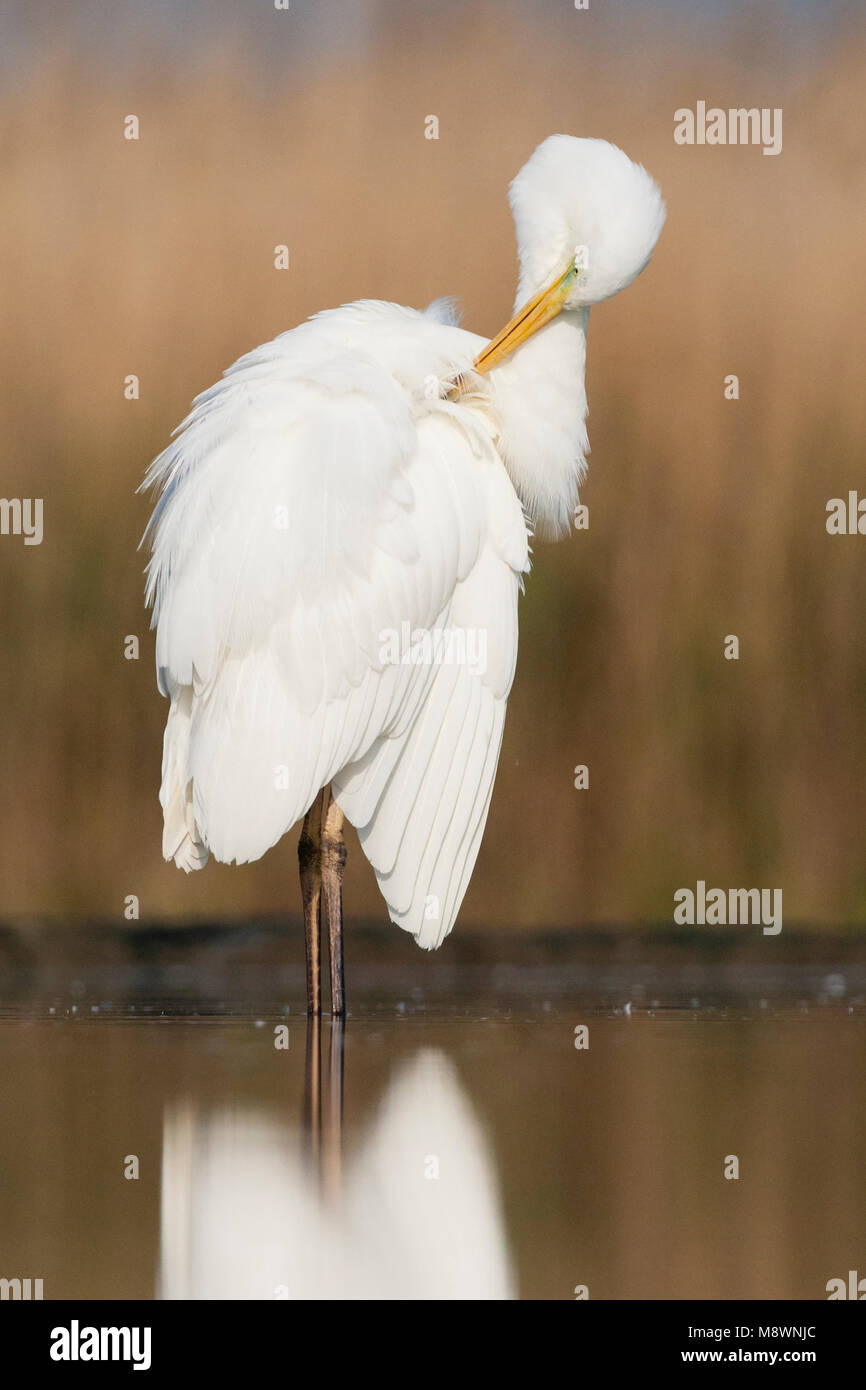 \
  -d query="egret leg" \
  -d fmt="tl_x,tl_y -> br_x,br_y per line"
298,789 -> 326,1016
321,789 -> 347,1016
